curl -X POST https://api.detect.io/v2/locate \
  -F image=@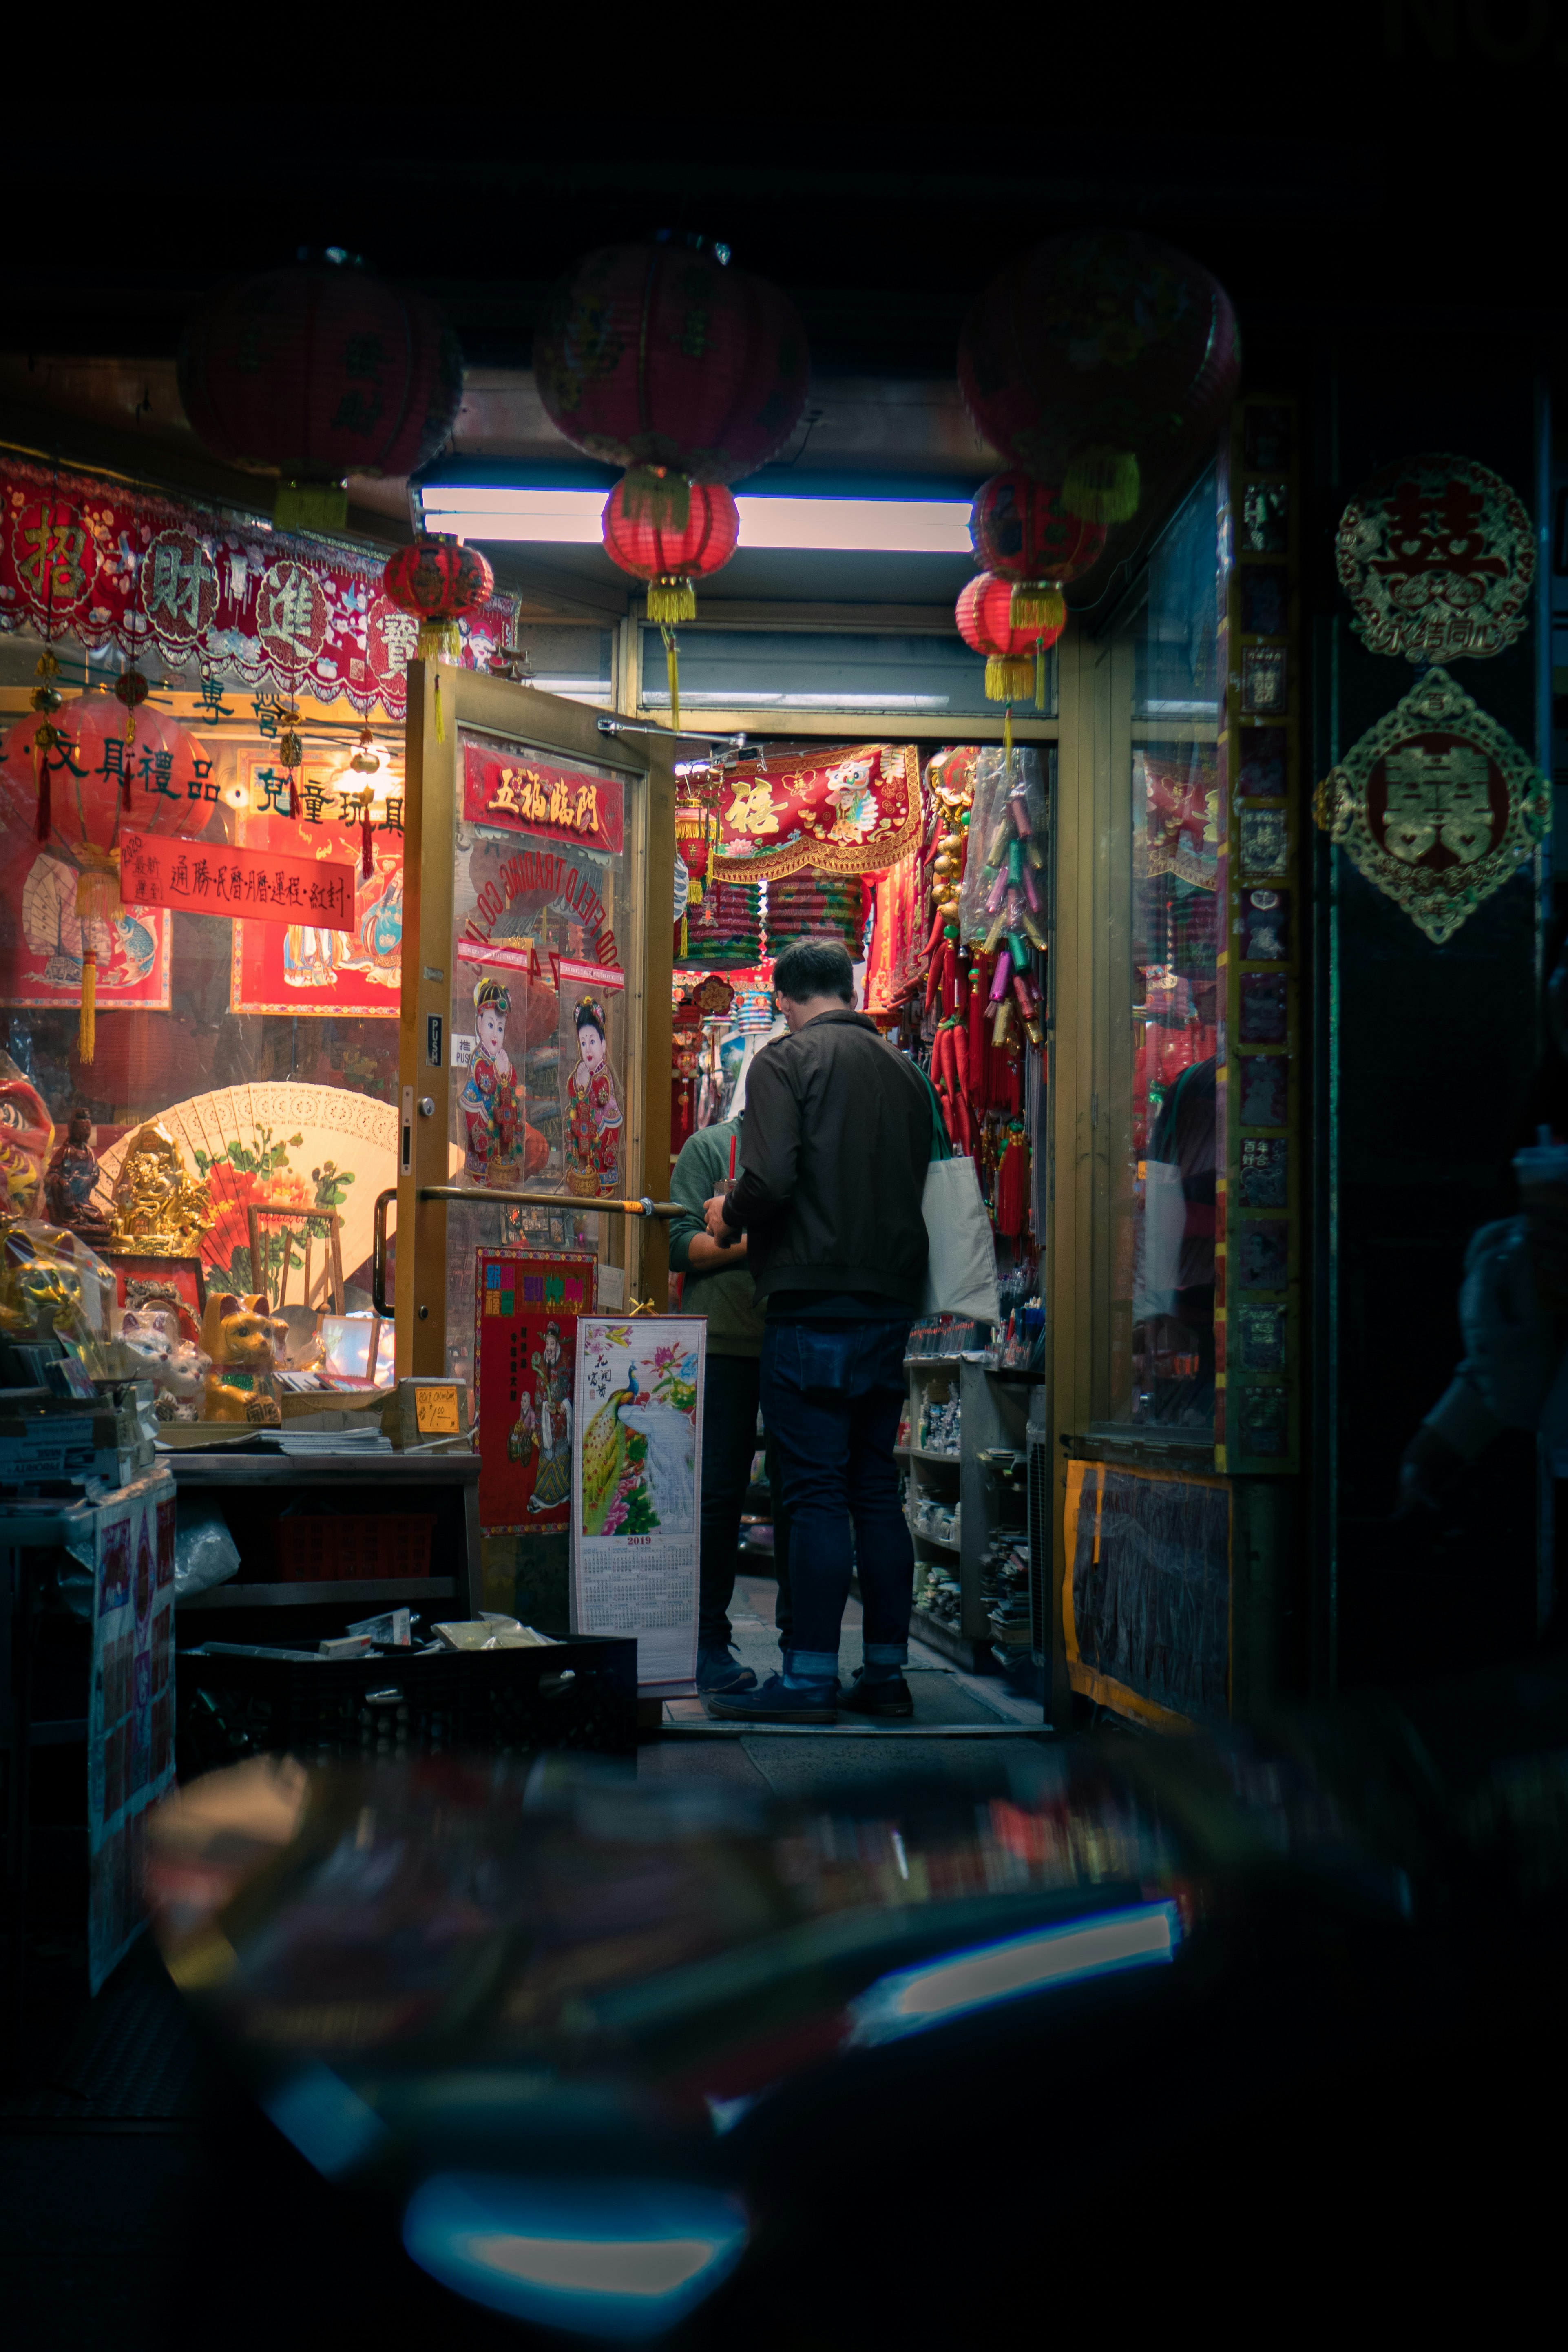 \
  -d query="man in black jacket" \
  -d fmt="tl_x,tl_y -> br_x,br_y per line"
702,939 -> 931,1722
